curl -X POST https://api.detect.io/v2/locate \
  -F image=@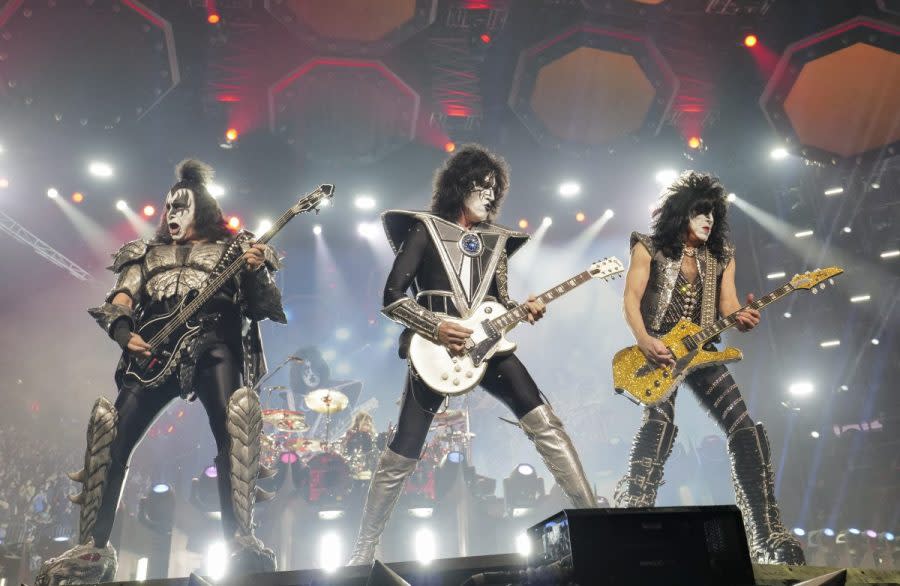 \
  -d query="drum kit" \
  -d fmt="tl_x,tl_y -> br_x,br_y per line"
259,383 -> 475,504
